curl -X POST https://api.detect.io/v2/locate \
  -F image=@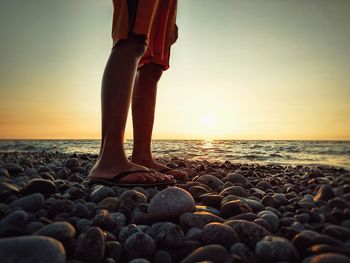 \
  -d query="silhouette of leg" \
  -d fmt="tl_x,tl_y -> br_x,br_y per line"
89,36 -> 173,183
131,63 -> 188,179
